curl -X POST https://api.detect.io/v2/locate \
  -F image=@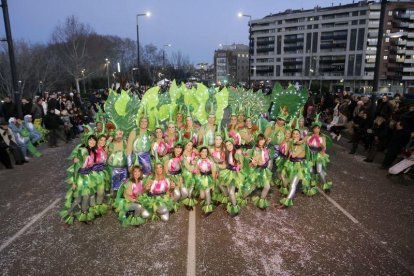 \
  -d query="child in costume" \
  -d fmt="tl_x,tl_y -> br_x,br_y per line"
248,134 -> 272,209
114,165 -> 150,227
307,114 -> 332,194
181,139 -> 199,208
278,129 -> 312,208
107,129 -> 128,197
195,146 -> 216,214
142,162 -> 175,221
221,133 -> 245,216
89,135 -> 110,216
60,135 -> 98,224
164,143 -> 184,202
